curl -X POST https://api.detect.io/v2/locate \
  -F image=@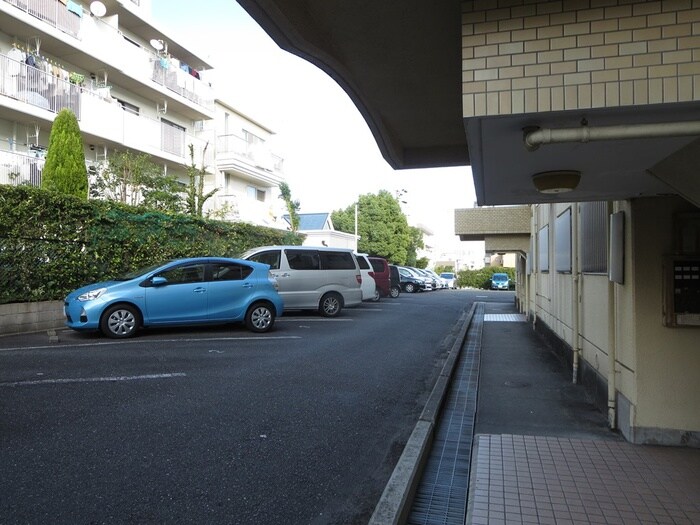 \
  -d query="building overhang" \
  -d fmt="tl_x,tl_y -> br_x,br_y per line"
455,206 -> 531,254
235,1 -> 700,207
236,0 -> 468,170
